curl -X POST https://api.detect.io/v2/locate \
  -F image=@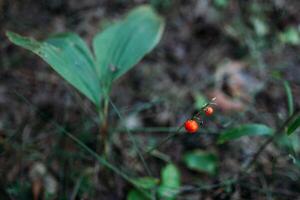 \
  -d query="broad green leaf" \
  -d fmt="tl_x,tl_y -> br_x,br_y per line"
183,150 -> 218,175
132,177 -> 159,189
158,164 -> 180,200
6,32 -> 101,106
93,5 -> 164,87
284,81 -> 294,117
218,124 -> 274,144
287,116 -> 300,136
